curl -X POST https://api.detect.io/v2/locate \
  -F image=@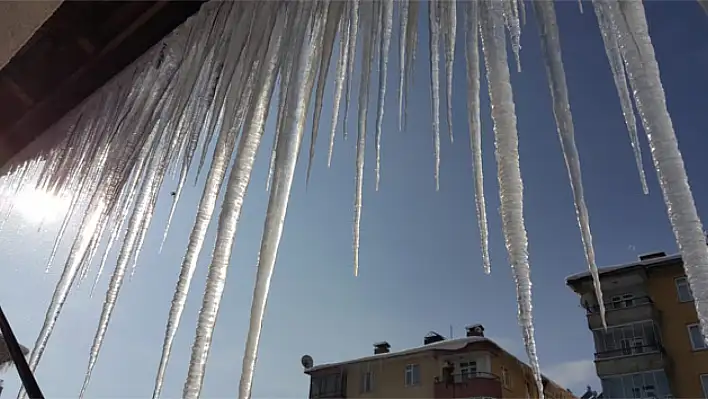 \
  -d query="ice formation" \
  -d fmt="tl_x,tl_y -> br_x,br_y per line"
0,0 -> 706,398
